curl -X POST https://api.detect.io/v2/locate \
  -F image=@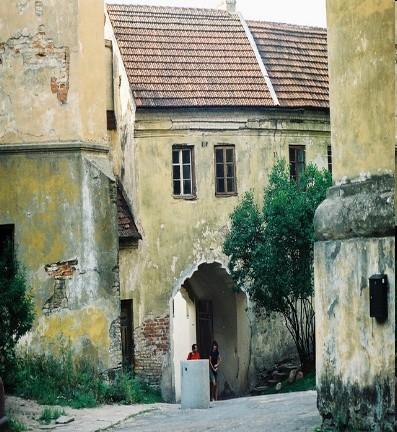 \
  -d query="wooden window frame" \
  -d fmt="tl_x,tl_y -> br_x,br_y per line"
327,145 -> 332,175
214,144 -> 237,197
289,145 -> 306,182
172,145 -> 196,199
